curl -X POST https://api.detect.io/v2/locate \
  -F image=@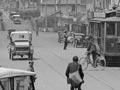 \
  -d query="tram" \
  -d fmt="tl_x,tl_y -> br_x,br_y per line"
89,16 -> 120,65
